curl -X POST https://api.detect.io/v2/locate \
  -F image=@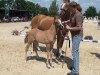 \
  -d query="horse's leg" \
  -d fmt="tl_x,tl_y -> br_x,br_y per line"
57,30 -> 65,58
56,29 -> 61,58
65,40 -> 68,57
61,32 -> 69,68
33,41 -> 39,58
61,40 -> 67,68
37,43 -> 40,51
33,41 -> 40,51
59,32 -> 65,56
46,44 -> 51,69
59,30 -> 68,57
25,43 -> 31,62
